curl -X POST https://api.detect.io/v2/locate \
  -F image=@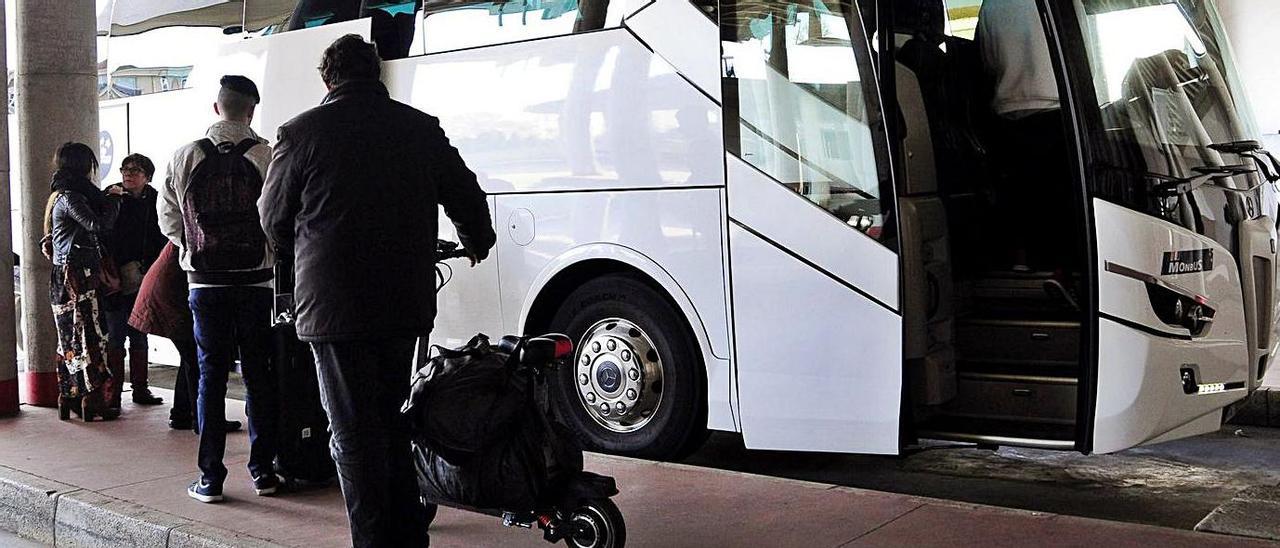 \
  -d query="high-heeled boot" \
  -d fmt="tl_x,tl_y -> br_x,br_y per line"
58,394 -> 82,420
106,348 -> 127,412
130,346 -> 163,405
81,388 -> 117,421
